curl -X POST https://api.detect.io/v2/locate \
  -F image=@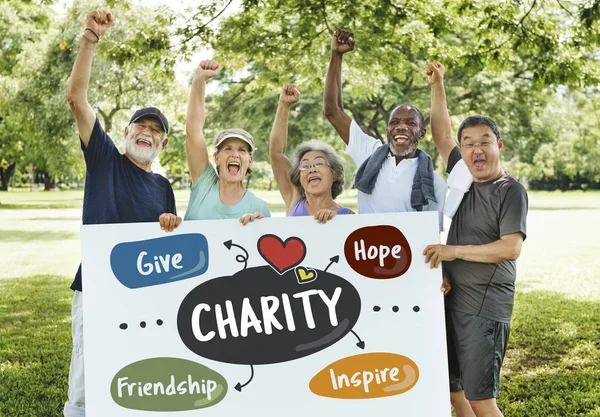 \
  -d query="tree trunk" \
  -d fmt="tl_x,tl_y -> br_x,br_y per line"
43,172 -> 55,191
0,162 -> 16,191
